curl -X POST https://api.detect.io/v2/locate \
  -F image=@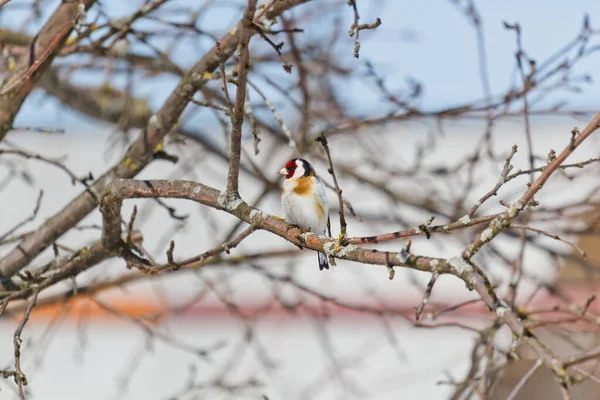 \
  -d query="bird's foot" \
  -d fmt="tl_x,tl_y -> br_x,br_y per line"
286,222 -> 303,232
278,219 -> 305,248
